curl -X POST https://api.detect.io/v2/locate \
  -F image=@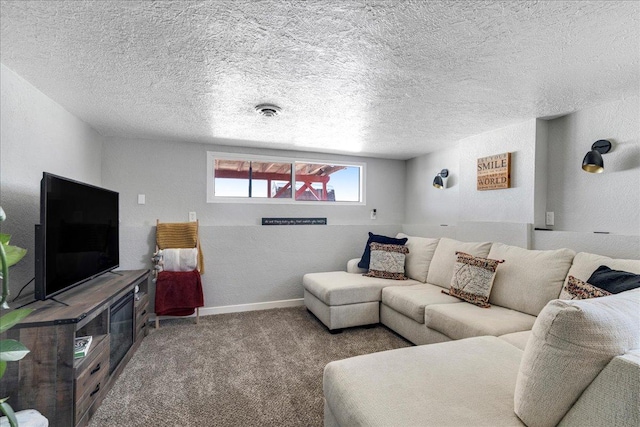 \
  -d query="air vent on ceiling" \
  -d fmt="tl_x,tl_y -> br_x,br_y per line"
255,104 -> 281,117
